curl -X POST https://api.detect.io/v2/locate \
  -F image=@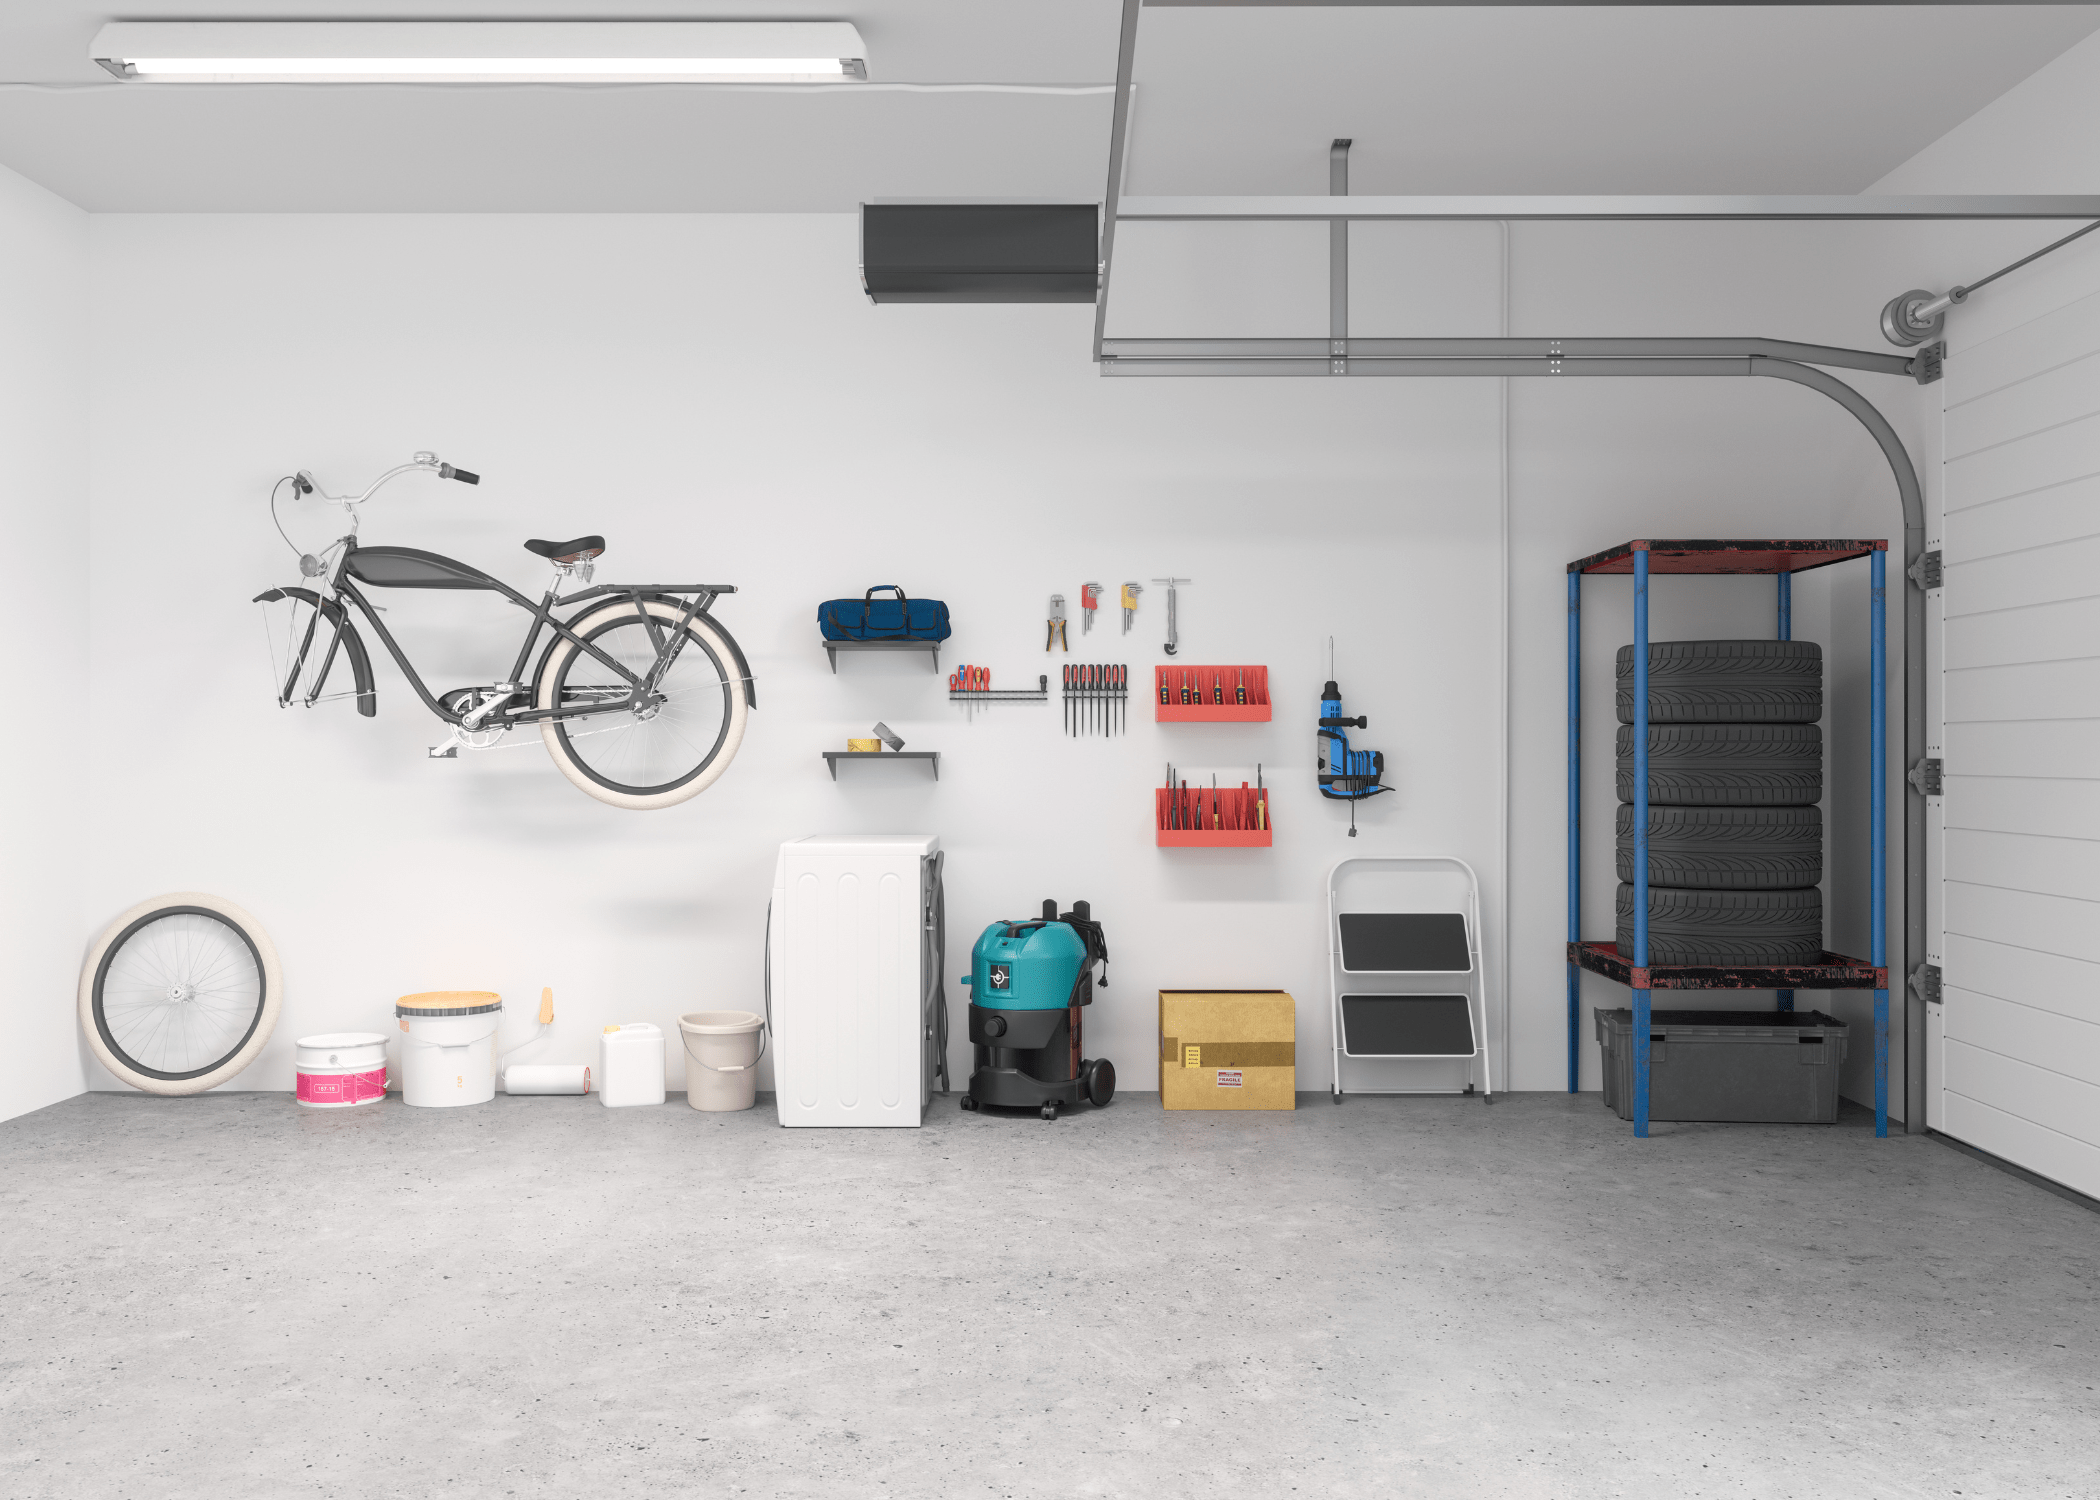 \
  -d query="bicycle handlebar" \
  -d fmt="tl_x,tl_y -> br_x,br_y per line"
302,452 -> 483,505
